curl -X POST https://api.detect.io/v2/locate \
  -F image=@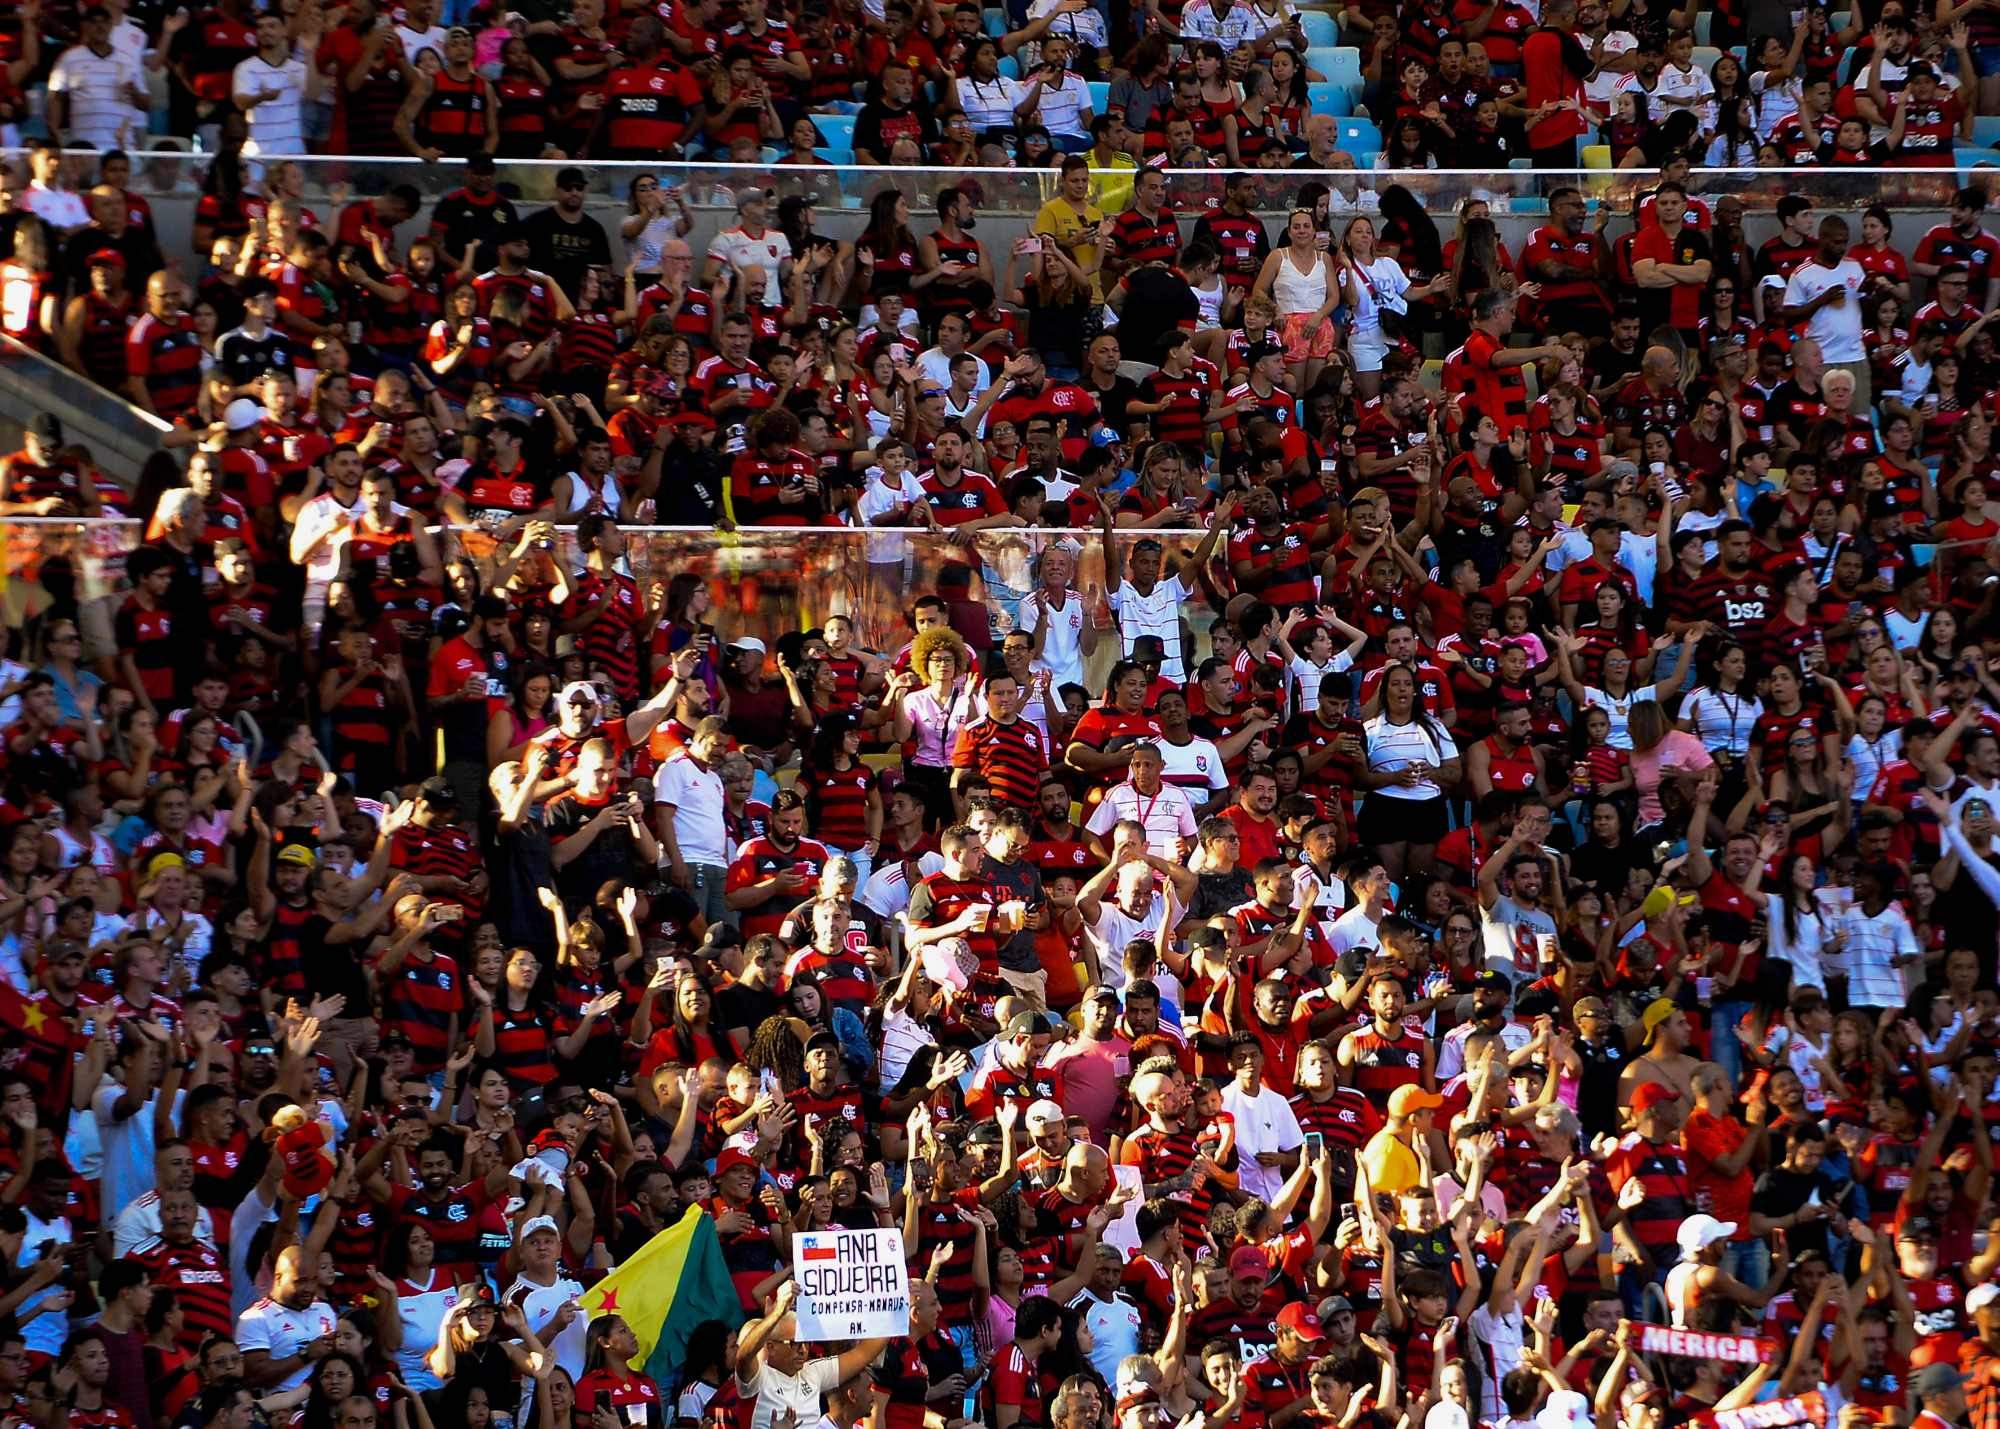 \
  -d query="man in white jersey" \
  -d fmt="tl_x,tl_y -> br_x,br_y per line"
505,1215 -> 588,1422
1101,492 -> 1236,683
